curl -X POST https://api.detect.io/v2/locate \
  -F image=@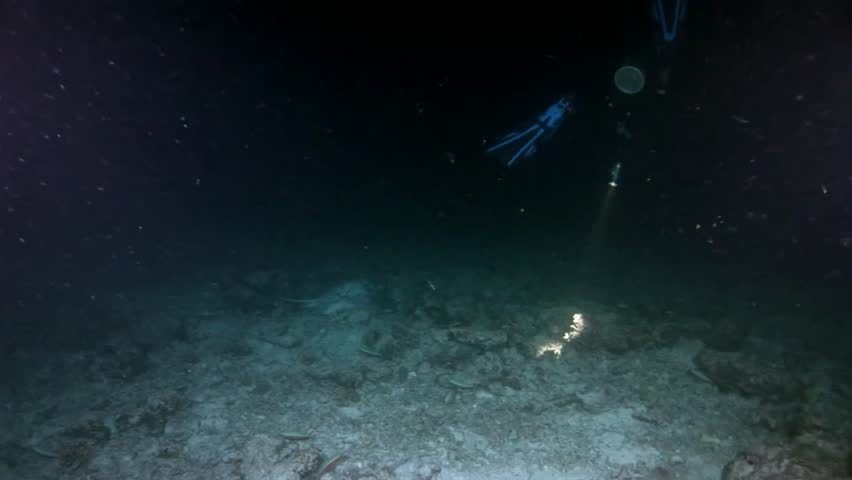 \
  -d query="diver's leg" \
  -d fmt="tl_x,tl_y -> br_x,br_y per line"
485,124 -> 539,153
654,0 -> 687,42
506,129 -> 545,167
